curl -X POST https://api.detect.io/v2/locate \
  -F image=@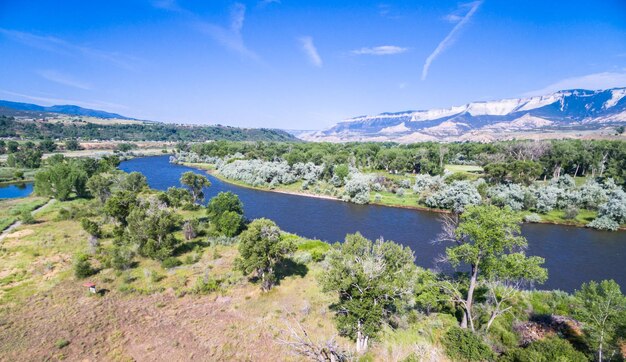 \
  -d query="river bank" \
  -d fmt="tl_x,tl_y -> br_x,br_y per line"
180,161 -> 618,230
